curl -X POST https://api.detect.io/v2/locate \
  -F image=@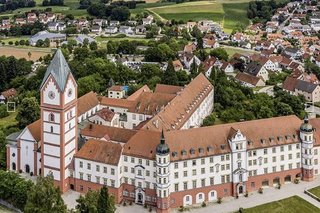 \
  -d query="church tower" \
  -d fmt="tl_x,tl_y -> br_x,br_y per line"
40,49 -> 78,192
300,116 -> 314,181
156,131 -> 171,213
